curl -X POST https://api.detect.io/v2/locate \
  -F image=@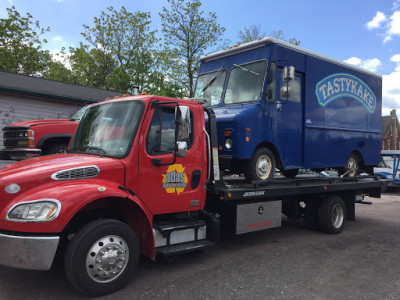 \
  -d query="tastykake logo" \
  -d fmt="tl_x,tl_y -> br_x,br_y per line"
162,164 -> 188,194
315,73 -> 376,113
